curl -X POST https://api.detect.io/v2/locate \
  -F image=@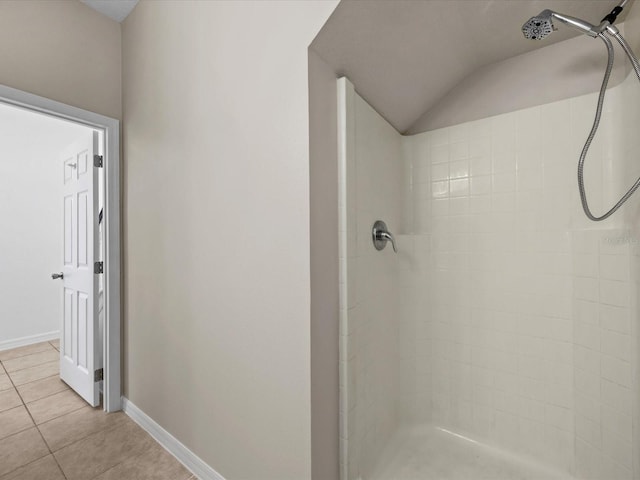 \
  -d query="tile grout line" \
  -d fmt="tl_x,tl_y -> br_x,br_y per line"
2,344 -> 126,480
86,442 -> 157,480
55,419 -> 154,480
0,344 -> 58,362
54,416 -> 129,452
4,358 -> 60,376
20,383 -> 73,407
0,361 -> 68,480
39,408 -> 122,459
2,342 -> 194,480
6,372 -> 62,390
32,402 -> 88,430
8,359 -> 85,480
35,424 -> 70,480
